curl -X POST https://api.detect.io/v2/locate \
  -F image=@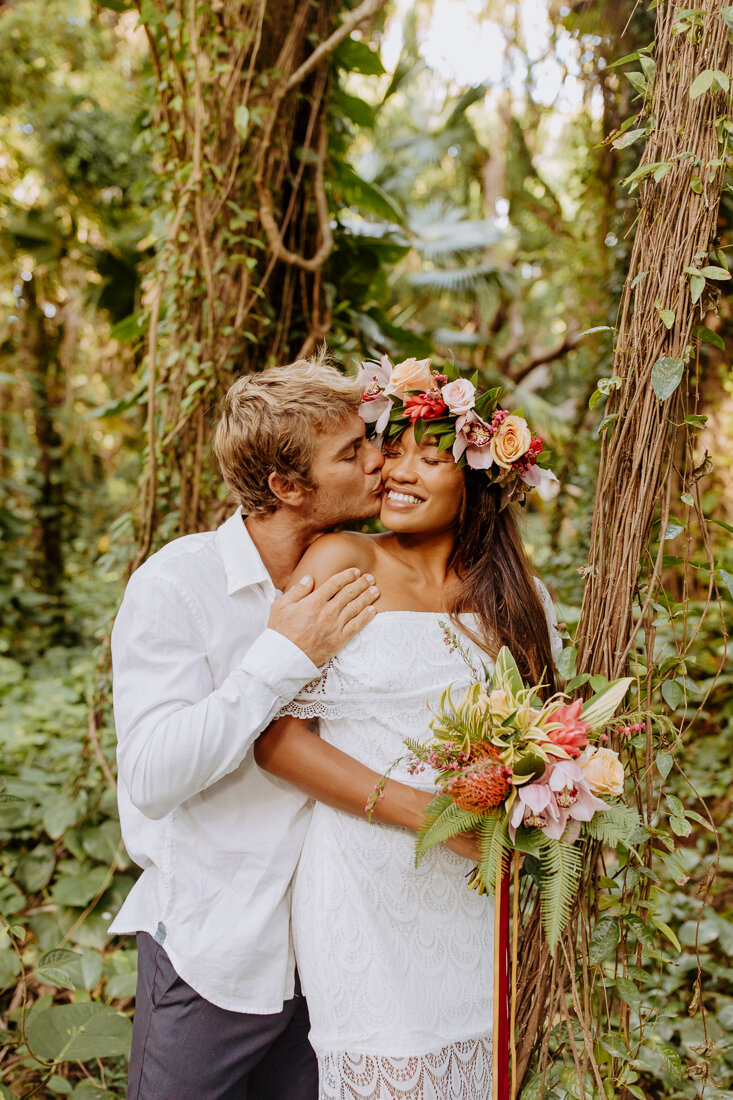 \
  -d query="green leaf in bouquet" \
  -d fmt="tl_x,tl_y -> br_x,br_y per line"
555,646 -> 577,679
492,647 -> 524,696
581,678 -> 634,730
512,827 -> 544,857
477,812 -> 510,892
511,753 -> 547,783
538,840 -> 583,949
415,795 -> 484,866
